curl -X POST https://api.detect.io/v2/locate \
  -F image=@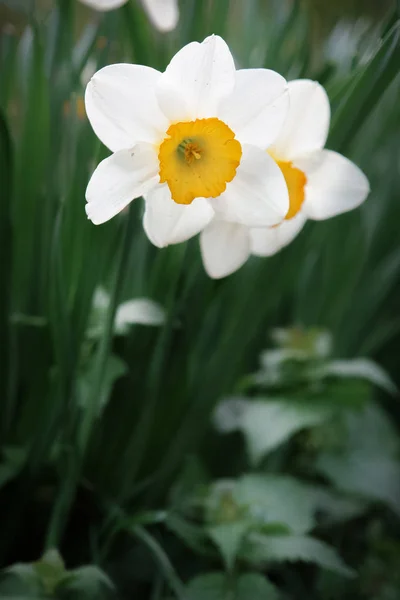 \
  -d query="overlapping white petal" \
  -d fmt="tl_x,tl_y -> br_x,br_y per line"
156,35 -> 236,122
85,64 -> 168,151
200,219 -> 251,279
212,145 -> 289,228
79,0 -> 179,33
250,212 -> 307,257
85,144 -> 159,224
243,79 -> 369,262
79,0 -> 127,10
219,69 -> 289,147
271,80 -> 330,160
141,0 -> 179,32
143,185 -> 214,248
297,150 -> 370,220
